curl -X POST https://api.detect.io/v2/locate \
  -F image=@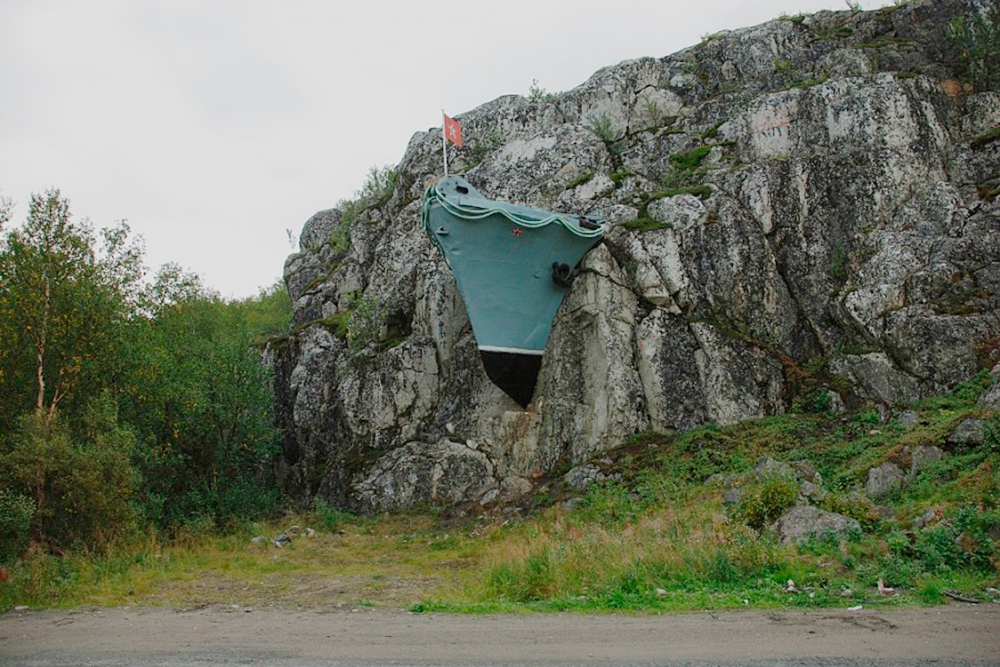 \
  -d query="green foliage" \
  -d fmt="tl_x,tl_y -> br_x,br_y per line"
565,172 -> 595,189
0,488 -> 35,561
310,497 -> 356,532
778,12 -> 807,23
701,121 -> 724,140
0,190 -> 144,429
785,356 -> 852,413
789,76 -> 829,89
244,281 -> 293,343
621,217 -> 670,232
346,293 -> 386,358
577,483 -> 644,527
476,391 -> 996,612
585,113 -> 617,142
916,370 -> 990,410
733,473 -> 800,530
659,146 -> 712,199
357,165 -> 397,208
0,551 -> 83,608
828,242 -> 848,281
321,309 -> 352,340
329,220 -> 350,256
0,195 -> 11,230
528,79 -> 559,103
669,145 -> 711,171
320,165 -> 397,250
639,92 -> 665,127
609,171 -> 632,186
773,59 -> 793,78
793,389 -> 833,414
0,188 -> 290,567
0,409 -> 139,552
946,8 -> 1000,91
124,279 -> 285,532
970,125 -> 1000,149
817,23 -> 854,41
817,491 -> 878,530
909,506 -> 999,572
467,132 -> 504,163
